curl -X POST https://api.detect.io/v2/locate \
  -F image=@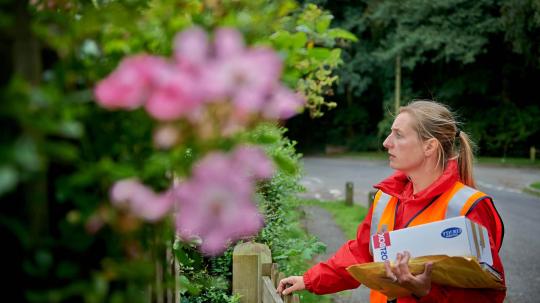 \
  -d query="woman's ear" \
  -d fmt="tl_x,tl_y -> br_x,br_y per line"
423,138 -> 439,157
